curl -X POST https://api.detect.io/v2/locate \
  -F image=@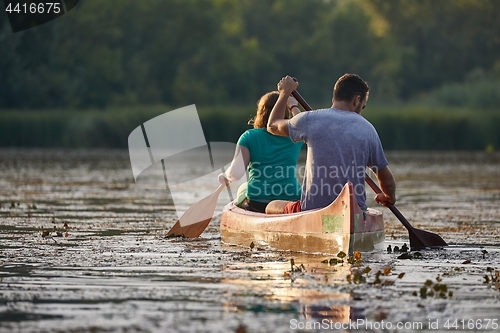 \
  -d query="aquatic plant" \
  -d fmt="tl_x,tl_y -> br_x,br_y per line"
483,267 -> 500,291
322,251 -> 362,266
41,222 -> 70,241
387,243 -> 423,259
387,243 -> 409,254
290,258 -> 306,273
284,258 -> 307,277
346,266 -> 405,287
413,276 -> 453,299
482,250 -> 488,259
